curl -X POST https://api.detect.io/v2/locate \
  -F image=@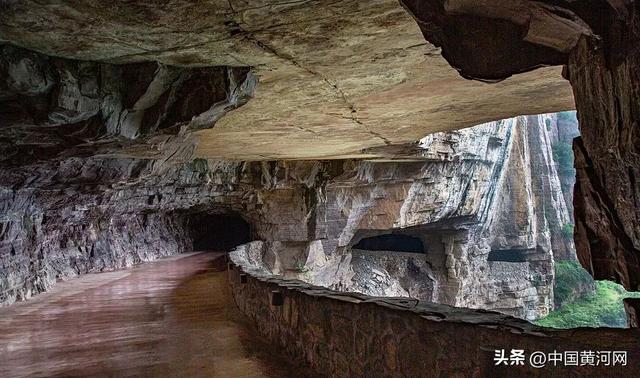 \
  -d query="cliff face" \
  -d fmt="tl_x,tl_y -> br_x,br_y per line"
1,114 -> 575,320
0,41 -> 580,320
398,0 -> 640,294
568,30 -> 640,291
228,114 -> 576,320
2,0 -> 638,322
0,44 -> 258,304
367,115 -> 572,319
